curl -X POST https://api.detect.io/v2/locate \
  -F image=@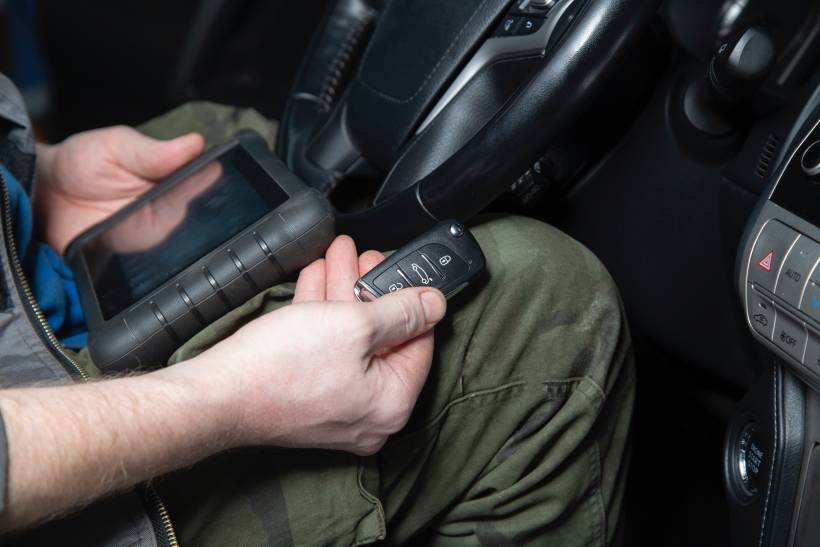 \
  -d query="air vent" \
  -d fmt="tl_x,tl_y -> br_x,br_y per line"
755,134 -> 781,179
